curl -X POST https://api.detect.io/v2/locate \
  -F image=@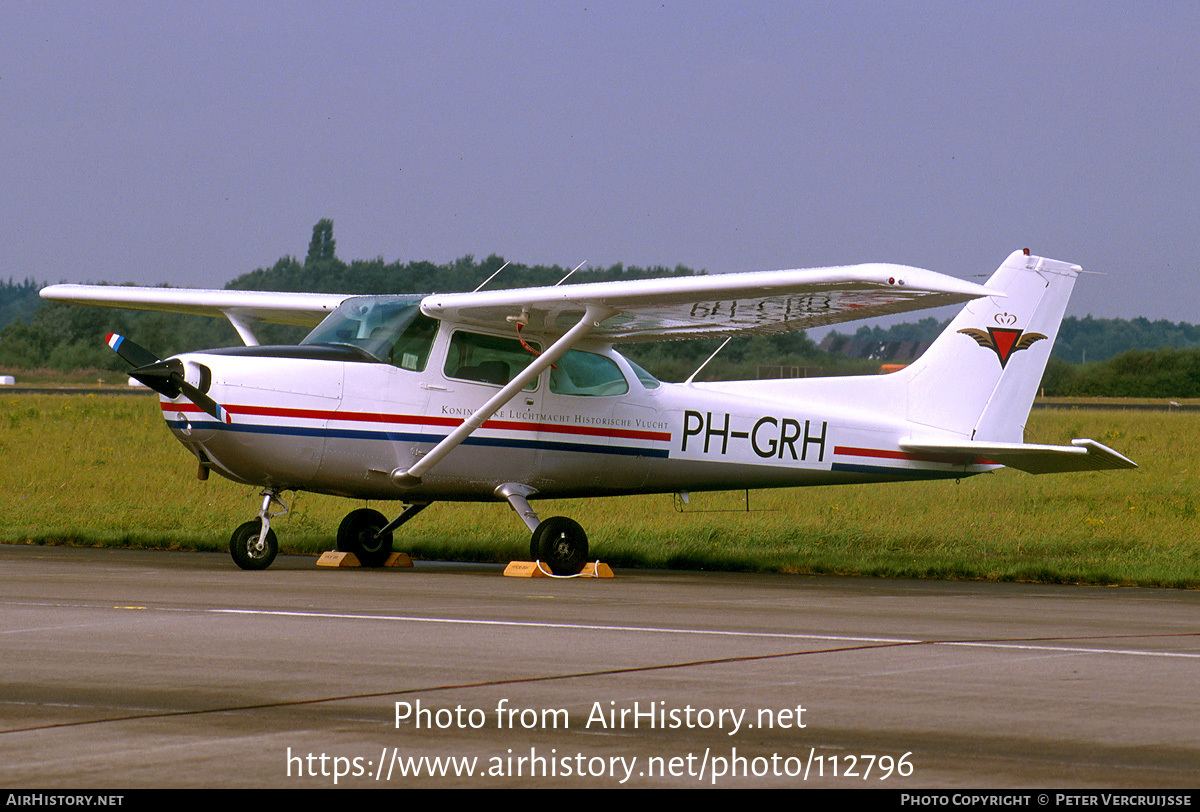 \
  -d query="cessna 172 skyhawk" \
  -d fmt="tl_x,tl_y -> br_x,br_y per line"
41,249 -> 1135,573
